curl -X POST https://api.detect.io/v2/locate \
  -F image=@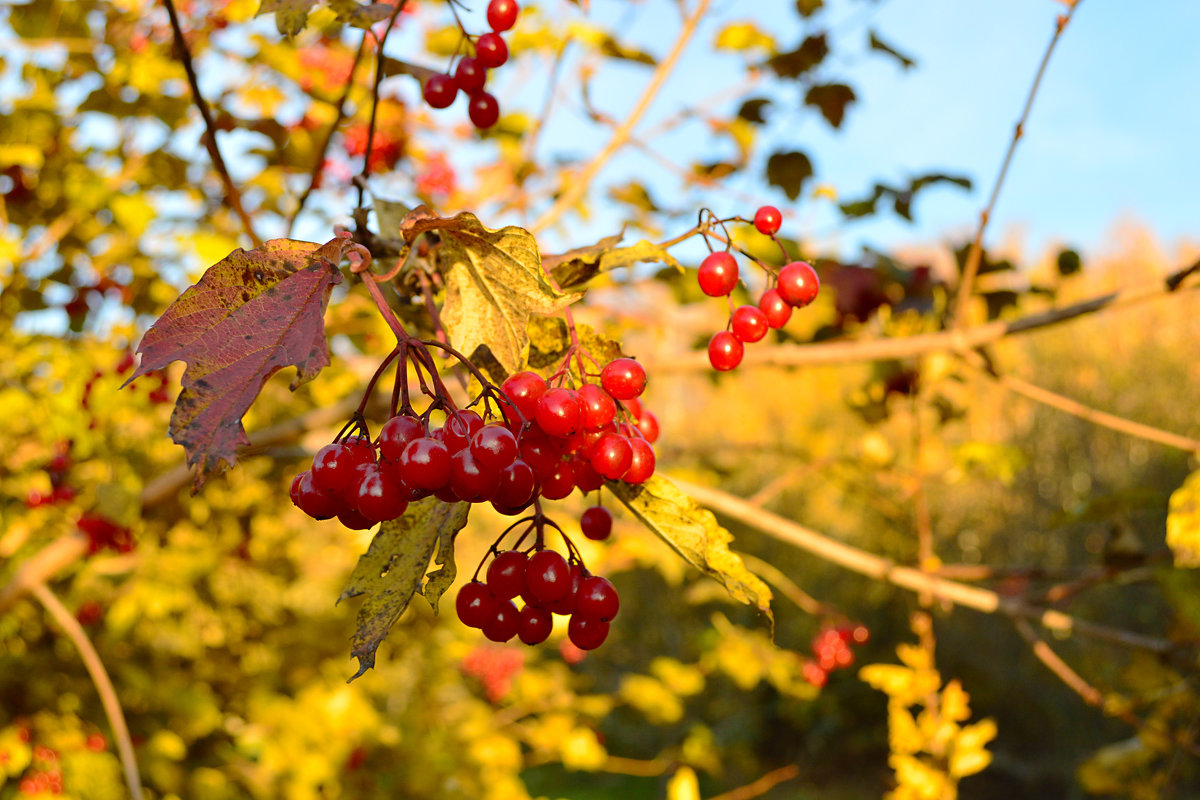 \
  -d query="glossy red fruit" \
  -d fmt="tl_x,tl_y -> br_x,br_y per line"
290,471 -> 341,519
423,73 -> 458,109
622,396 -> 643,420
355,464 -> 409,522
470,424 -> 519,472
577,383 -> 617,429
475,32 -> 508,68
777,261 -> 820,307
536,388 -> 582,438
442,409 -> 485,453
589,433 -> 632,481
567,614 -> 609,650
758,288 -> 793,329
526,549 -> 572,604
754,205 -> 782,236
539,461 -> 575,500
486,0 -> 519,31
623,438 -> 655,484
468,91 -> 500,129
518,433 -> 562,480
379,414 -> 425,463
581,506 -> 612,541
708,331 -> 744,371
483,599 -> 520,642
456,581 -> 495,628
454,56 -> 487,94
399,437 -> 451,490
493,459 -> 536,509
337,505 -> 376,531
570,455 -> 605,493
600,358 -> 647,401
518,605 -> 553,645
546,563 -> 583,615
698,251 -> 739,297
500,371 -> 547,422
731,305 -> 769,343
486,550 -> 528,600
635,411 -> 659,444
312,442 -> 369,494
450,449 -> 500,502
576,575 -> 619,621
